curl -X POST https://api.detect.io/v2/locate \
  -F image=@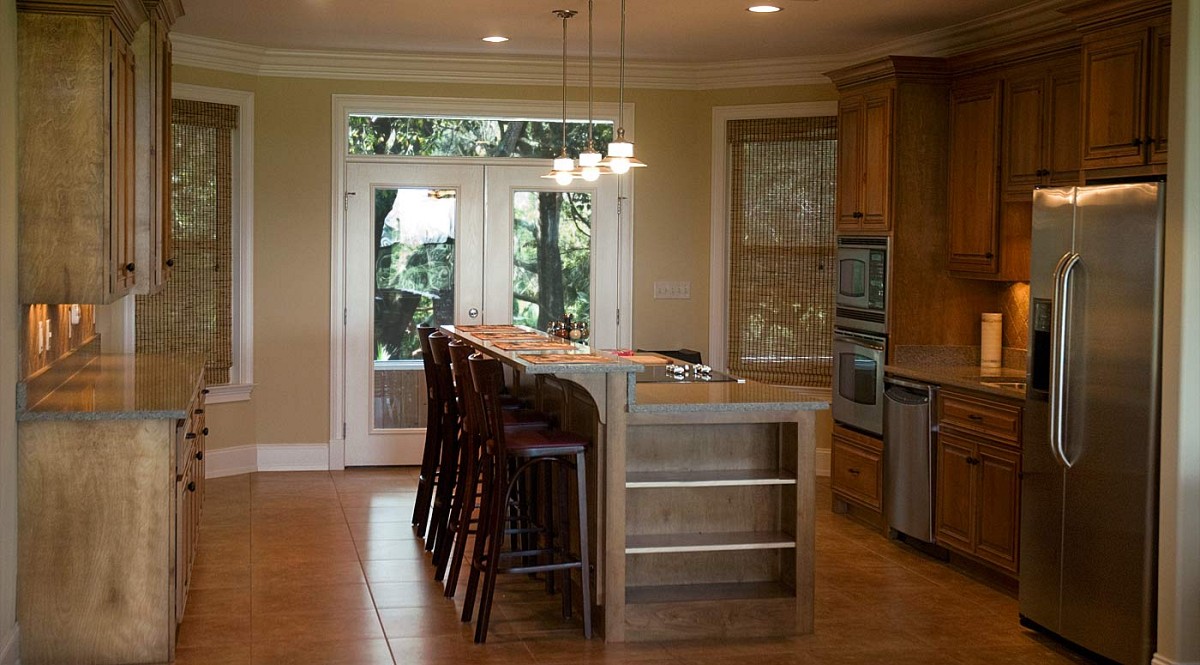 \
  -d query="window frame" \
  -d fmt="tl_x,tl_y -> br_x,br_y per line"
708,101 -> 838,373
170,83 -> 255,403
